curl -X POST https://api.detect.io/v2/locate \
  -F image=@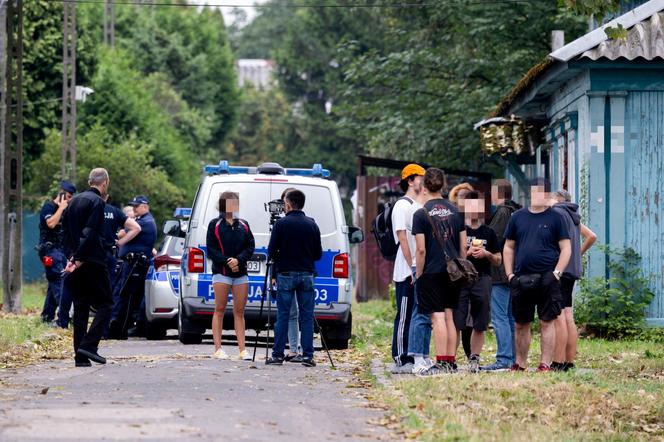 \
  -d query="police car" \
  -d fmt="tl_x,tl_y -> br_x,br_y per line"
174,161 -> 364,349
143,208 -> 190,340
